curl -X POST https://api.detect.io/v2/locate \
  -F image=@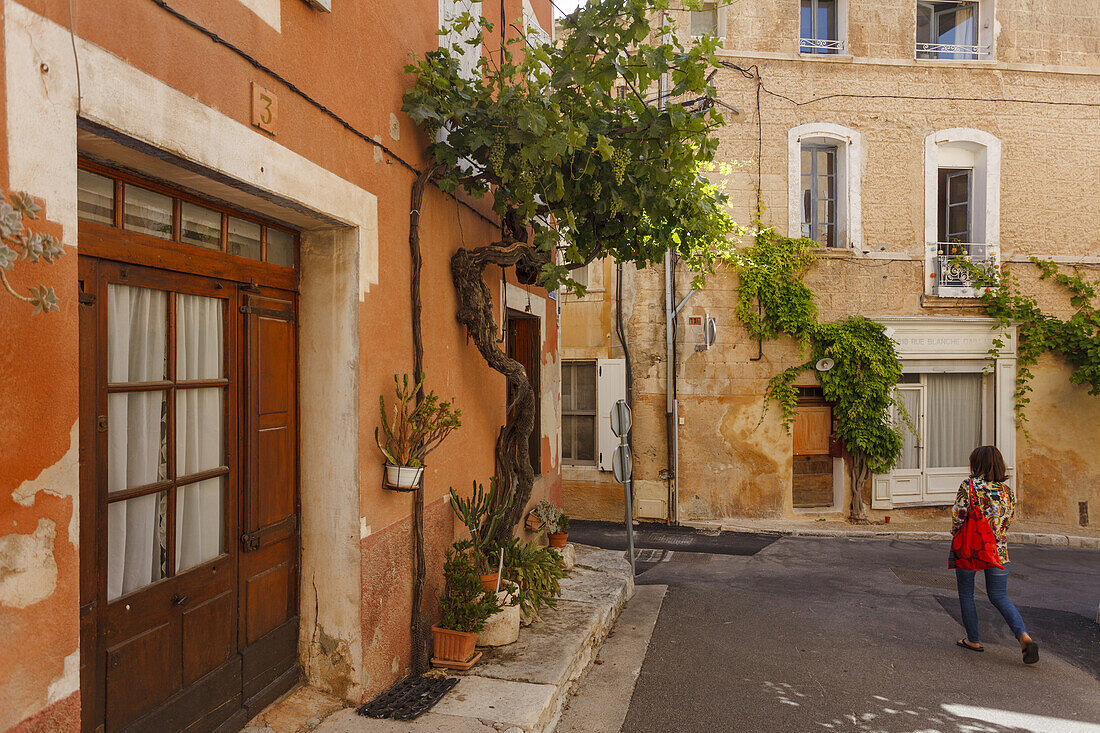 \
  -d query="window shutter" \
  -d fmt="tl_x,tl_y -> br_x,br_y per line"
597,358 -> 626,471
